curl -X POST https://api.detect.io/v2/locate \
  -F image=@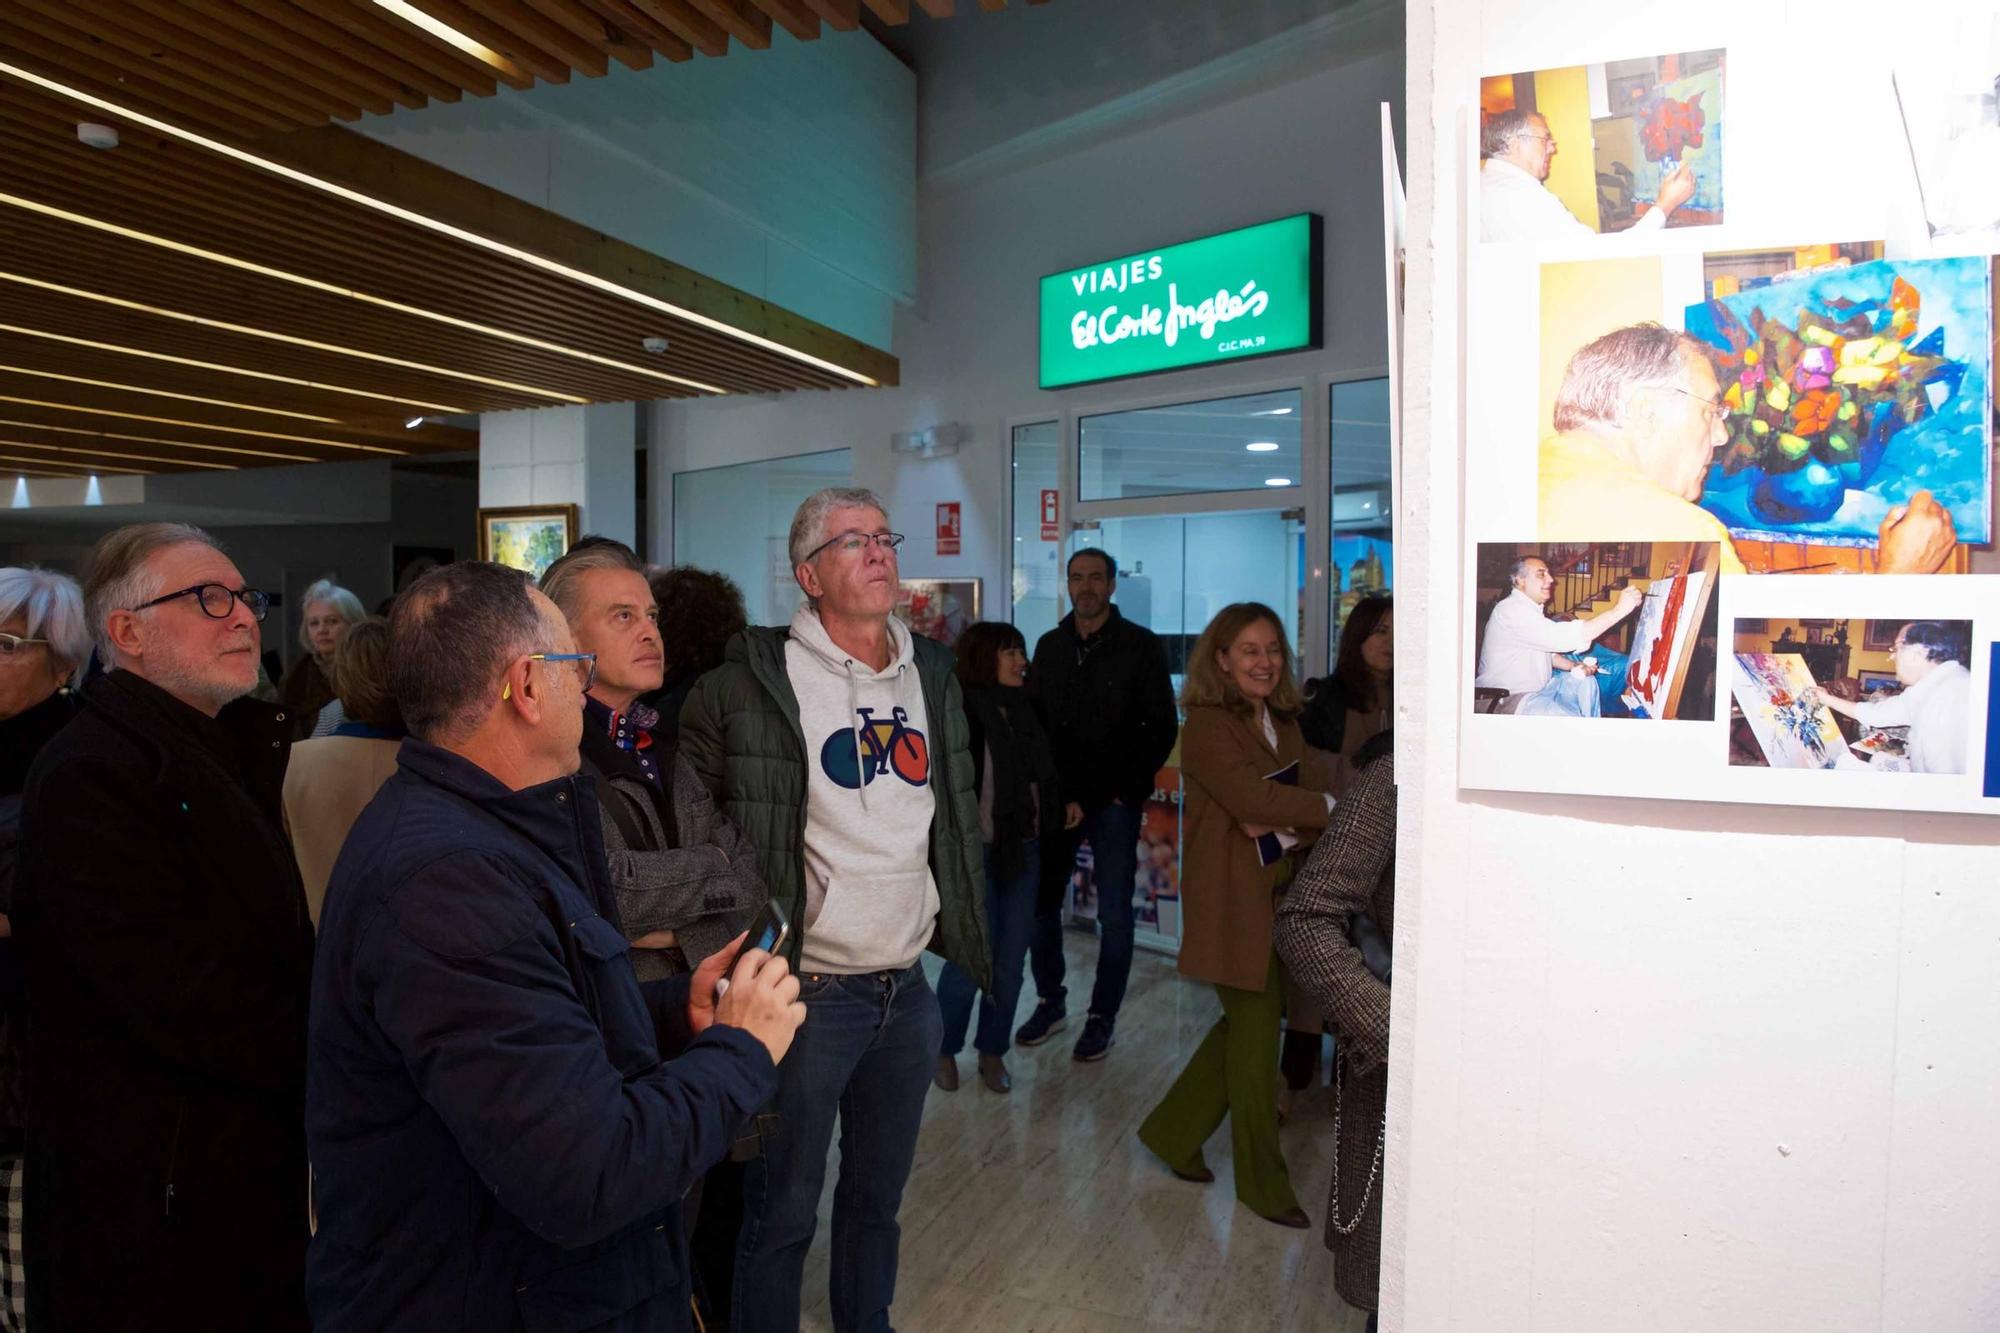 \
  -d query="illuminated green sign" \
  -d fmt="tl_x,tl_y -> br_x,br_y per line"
1039,214 -> 1322,390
